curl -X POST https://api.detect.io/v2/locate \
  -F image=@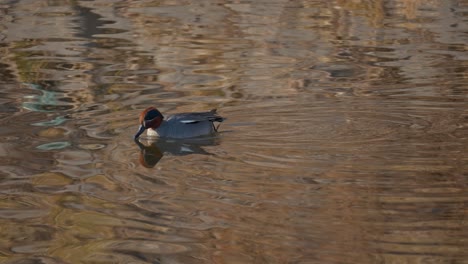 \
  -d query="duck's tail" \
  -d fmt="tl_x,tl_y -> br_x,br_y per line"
210,109 -> 225,131
209,109 -> 226,123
